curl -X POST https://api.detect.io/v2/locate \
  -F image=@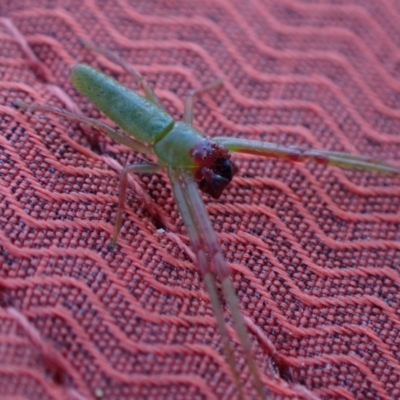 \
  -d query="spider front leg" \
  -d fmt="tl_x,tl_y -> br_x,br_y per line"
168,167 -> 245,399
168,167 -> 266,400
215,137 -> 400,176
181,171 -> 267,399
